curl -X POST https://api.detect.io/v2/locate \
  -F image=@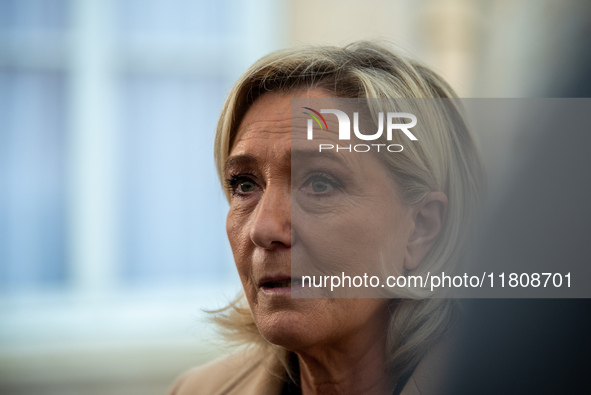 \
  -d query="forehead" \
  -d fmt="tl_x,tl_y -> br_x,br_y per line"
231,89 -> 349,152
227,90 -> 394,184
234,89 -> 334,140
229,89 -> 337,162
